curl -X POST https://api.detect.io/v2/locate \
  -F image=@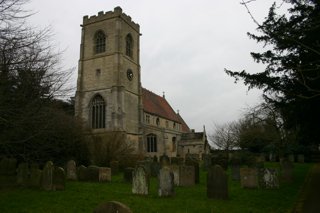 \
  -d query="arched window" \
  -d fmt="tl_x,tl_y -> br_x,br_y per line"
94,31 -> 106,54
172,137 -> 176,152
125,34 -> 133,58
90,95 -> 106,129
147,134 -> 157,152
